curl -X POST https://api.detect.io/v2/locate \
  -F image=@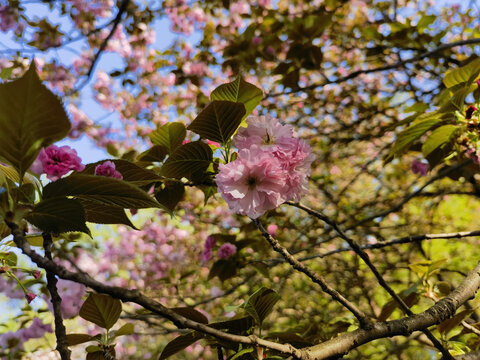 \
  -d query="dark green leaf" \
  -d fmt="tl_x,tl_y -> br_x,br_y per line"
242,287 -> 280,326
160,141 -> 213,181
155,182 -> 185,211
210,77 -> 263,118
66,333 -> 97,346
208,259 -> 238,282
188,101 -> 246,144
0,61 -> 70,177
86,352 -> 106,360
26,198 -> 90,235
43,174 -> 163,210
422,125 -> 458,157
150,122 -> 186,154
82,160 -> 162,186
199,185 -> 217,205
137,145 -> 169,162
171,307 -> 209,324
443,58 -> 480,88
79,293 -> 122,330
77,198 -> 137,229
159,331 -> 203,360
